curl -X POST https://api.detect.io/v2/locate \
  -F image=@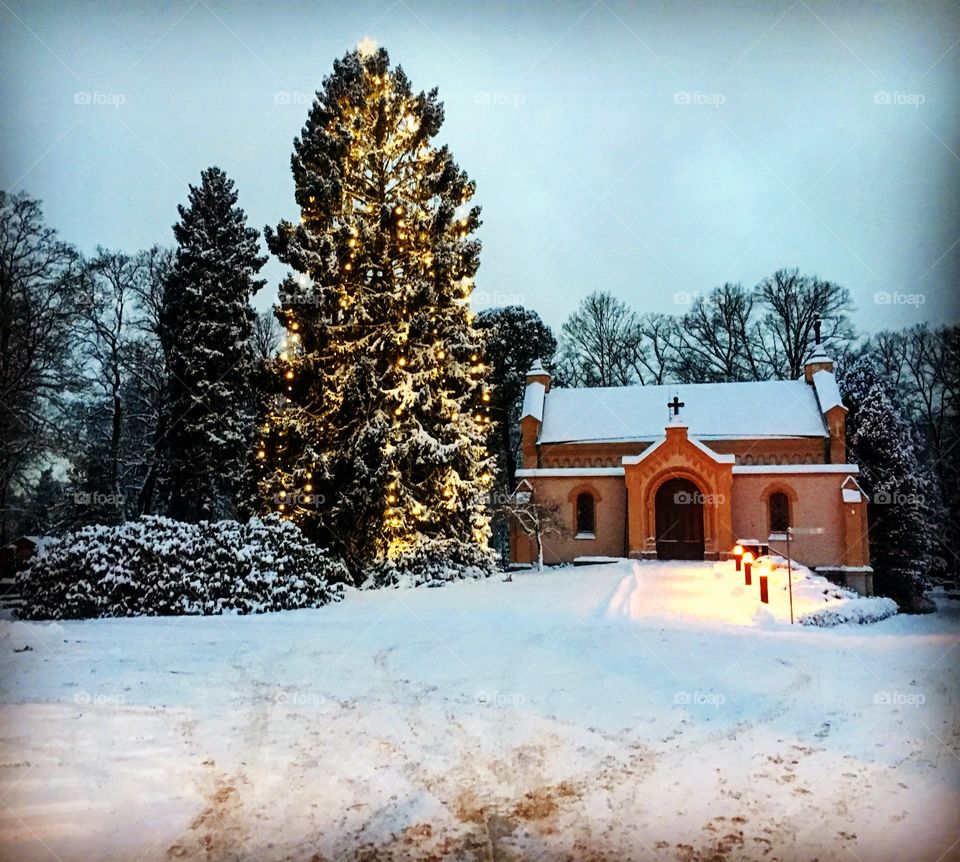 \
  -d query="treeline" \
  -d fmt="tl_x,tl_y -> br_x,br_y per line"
0,176 -> 271,543
553,274 -> 854,387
